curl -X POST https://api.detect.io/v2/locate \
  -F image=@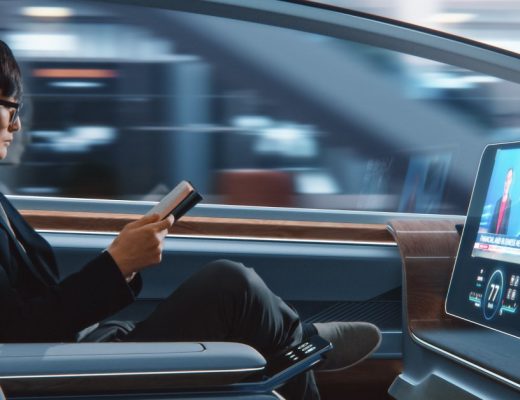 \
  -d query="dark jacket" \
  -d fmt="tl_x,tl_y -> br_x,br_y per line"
489,196 -> 511,235
0,193 -> 141,342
